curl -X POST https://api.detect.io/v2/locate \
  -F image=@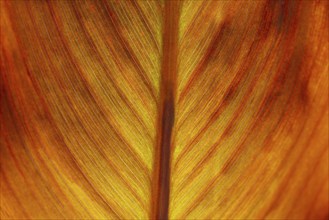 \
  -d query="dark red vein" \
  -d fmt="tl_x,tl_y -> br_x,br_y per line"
131,0 -> 161,54
152,1 -> 180,219
178,20 -> 231,104
103,1 -> 157,103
